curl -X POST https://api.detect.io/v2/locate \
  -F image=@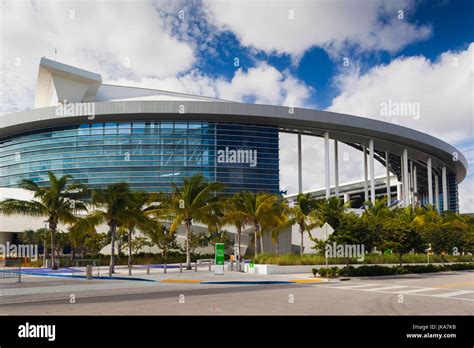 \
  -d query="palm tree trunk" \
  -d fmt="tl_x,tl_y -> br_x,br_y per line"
185,219 -> 192,270
109,223 -> 116,274
237,227 -> 241,260
300,224 -> 304,255
42,239 -> 46,268
128,228 -> 133,276
254,225 -> 258,258
276,241 -> 280,255
49,220 -> 57,270
260,232 -> 264,254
